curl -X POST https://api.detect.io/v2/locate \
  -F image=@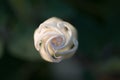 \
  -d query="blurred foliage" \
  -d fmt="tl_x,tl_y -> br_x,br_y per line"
0,39 -> 3,58
95,57 -> 120,80
8,25 -> 41,61
98,57 -> 120,73
0,0 -> 120,80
